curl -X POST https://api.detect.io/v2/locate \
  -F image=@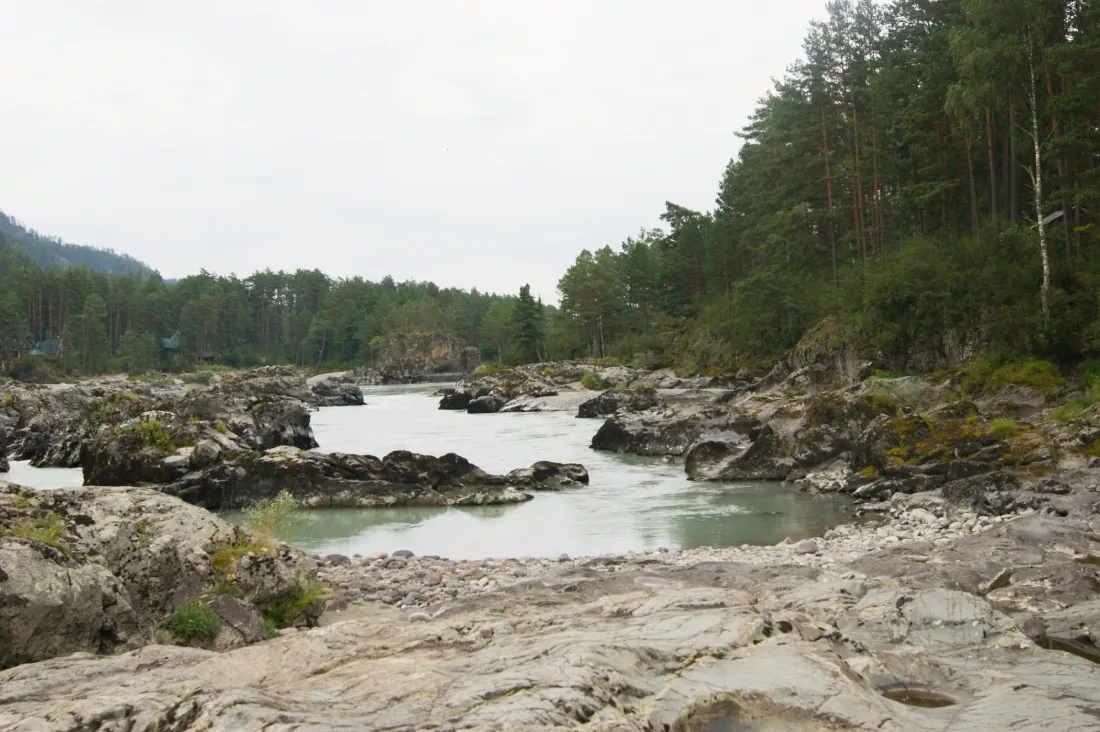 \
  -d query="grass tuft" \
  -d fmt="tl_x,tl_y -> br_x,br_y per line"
264,580 -> 325,629
989,417 -> 1020,441
12,513 -> 68,551
168,600 -> 222,643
